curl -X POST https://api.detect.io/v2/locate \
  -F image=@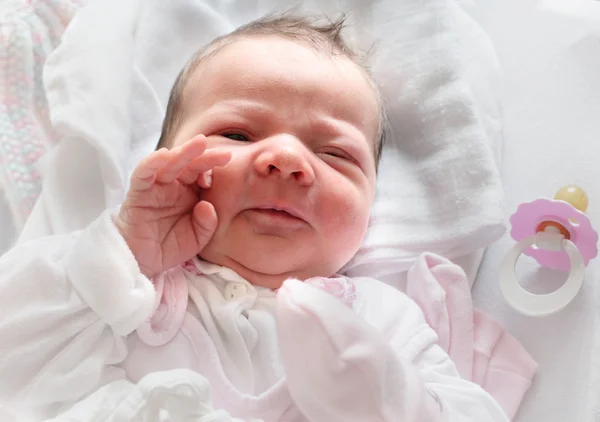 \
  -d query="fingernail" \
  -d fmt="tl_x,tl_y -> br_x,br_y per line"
205,170 -> 212,188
